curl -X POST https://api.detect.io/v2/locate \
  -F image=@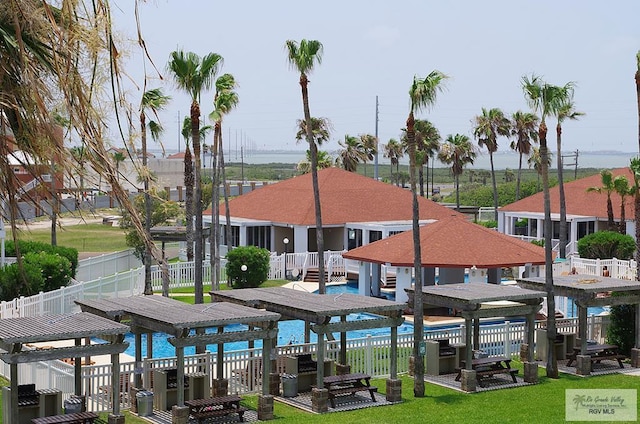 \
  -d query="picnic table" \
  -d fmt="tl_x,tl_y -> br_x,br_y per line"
455,356 -> 518,387
31,411 -> 98,424
185,395 -> 247,423
566,344 -> 625,368
323,372 -> 378,408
